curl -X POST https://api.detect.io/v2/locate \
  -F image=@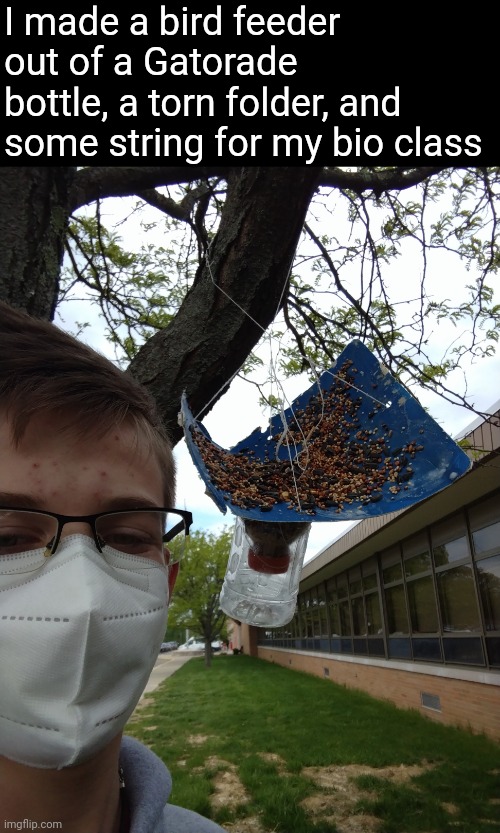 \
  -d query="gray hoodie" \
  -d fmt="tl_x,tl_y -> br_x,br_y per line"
120,736 -> 228,833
